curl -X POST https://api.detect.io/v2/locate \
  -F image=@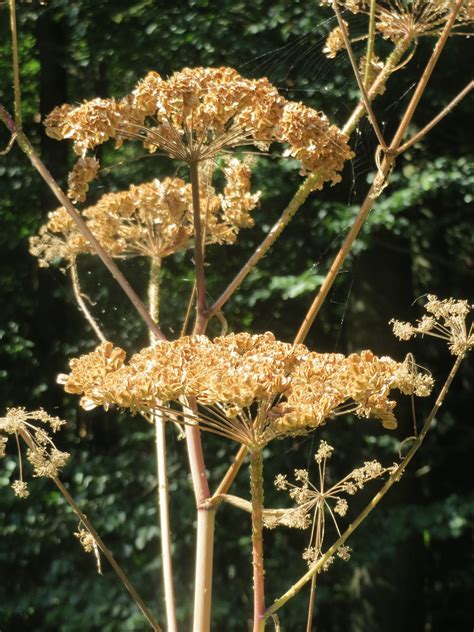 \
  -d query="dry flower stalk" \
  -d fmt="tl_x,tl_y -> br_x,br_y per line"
57,334 -> 432,449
